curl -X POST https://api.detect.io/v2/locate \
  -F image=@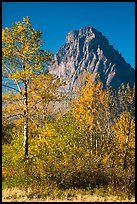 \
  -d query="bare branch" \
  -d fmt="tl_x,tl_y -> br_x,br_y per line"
28,116 -> 39,128
2,63 -> 12,74
29,98 -> 43,110
14,79 -> 23,95
2,84 -> 21,93
2,113 -> 24,119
